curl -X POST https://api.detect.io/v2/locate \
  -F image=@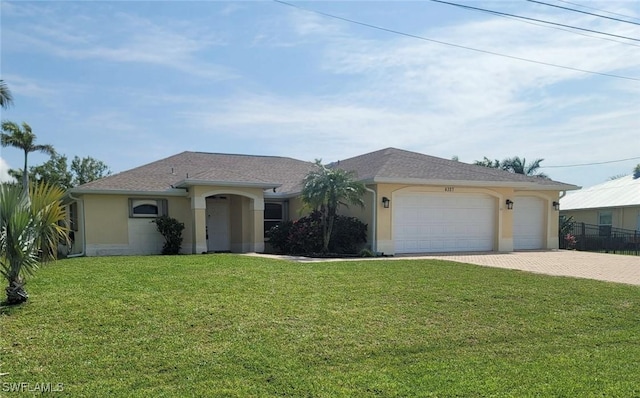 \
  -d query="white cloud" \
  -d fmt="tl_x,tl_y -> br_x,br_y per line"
3,7 -> 235,81
0,158 -> 16,183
